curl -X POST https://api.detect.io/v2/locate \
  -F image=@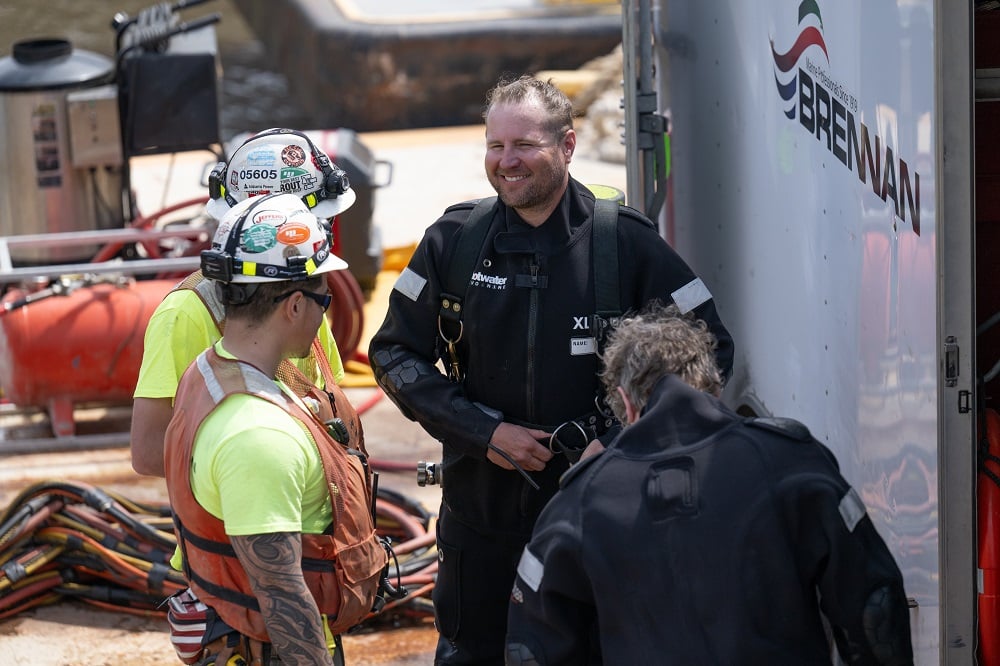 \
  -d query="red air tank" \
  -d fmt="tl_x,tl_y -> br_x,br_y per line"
0,279 -> 175,436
